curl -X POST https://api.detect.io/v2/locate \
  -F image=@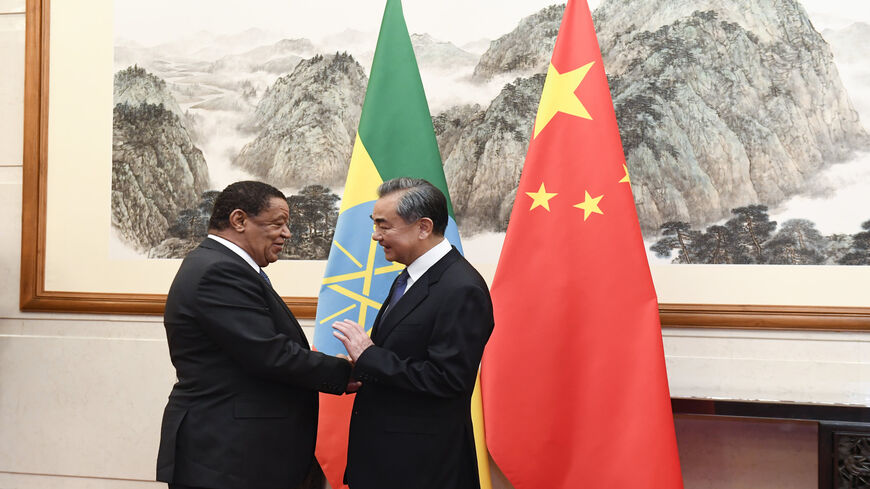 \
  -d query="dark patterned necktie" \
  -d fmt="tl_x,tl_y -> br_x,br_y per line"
259,269 -> 272,287
385,269 -> 409,314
